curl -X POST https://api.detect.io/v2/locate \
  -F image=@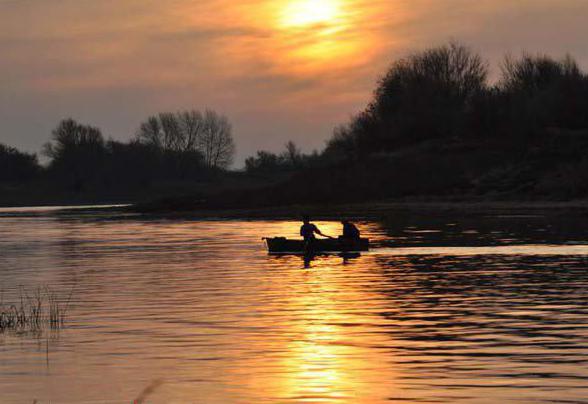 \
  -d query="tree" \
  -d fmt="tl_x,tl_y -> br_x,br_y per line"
104,140 -> 160,187
200,110 -> 235,169
44,119 -> 104,161
245,151 -> 281,173
136,113 -> 183,152
177,110 -> 205,153
499,54 -> 588,131
371,42 -> 488,145
245,141 -> 319,174
323,42 -> 489,157
281,141 -> 302,168
0,144 -> 40,182
136,109 -> 235,170
137,116 -> 163,149
500,54 -> 581,93
43,119 -> 106,190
